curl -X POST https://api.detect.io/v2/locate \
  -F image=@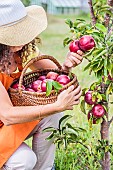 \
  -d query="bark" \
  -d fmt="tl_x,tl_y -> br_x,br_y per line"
88,0 -> 96,25
100,84 -> 110,170
100,119 -> 110,170
108,0 -> 113,6
104,0 -> 113,28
